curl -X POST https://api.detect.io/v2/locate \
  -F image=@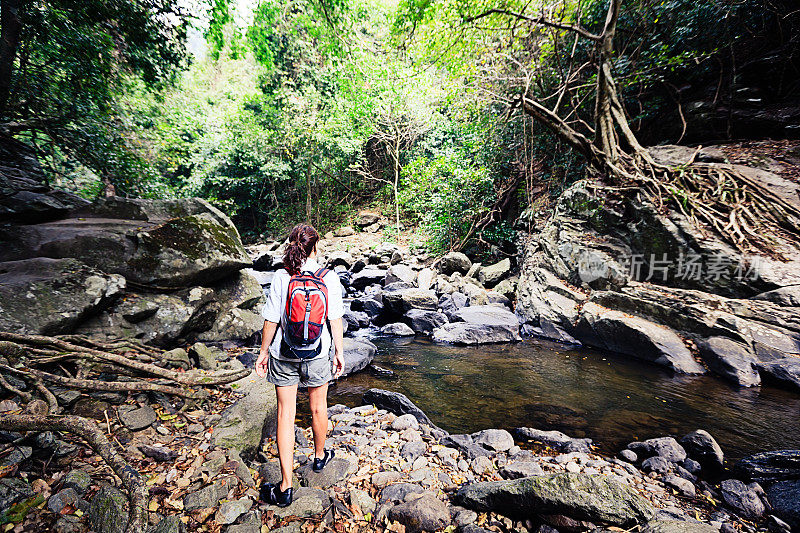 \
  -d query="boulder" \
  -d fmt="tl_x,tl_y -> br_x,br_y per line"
117,405 -> 156,431
190,342 -> 221,370
642,437 -> 687,463
88,484 -> 128,533
515,428 -> 592,453
756,358 -> 800,392
734,450 -> 800,484
351,269 -> 387,291
355,211 -> 380,227
387,494 -> 450,533
493,277 -> 518,300
405,309 -> 448,334
386,264 -> 416,285
383,289 -> 438,314
339,338 -> 377,377
680,430 -> 724,474
327,251 -> 355,269
0,258 -> 125,335
641,520 -> 720,533
766,480 -> 800,529
471,429 -> 514,452
381,323 -> 415,336
264,487 -> 330,518
440,252 -> 471,275
440,434 -> 491,460
0,478 -> 33,511
416,268 -> 435,291
453,473 -> 654,527
362,389 -> 439,430
296,457 -> 355,489
184,475 -> 239,511
478,258 -> 511,288
212,372 -> 277,459
576,303 -> 704,374
215,497 -> 252,524
432,323 -> 521,345
720,479 -> 765,519
697,337 -> 761,387
499,462 -> 545,479
152,515 -> 186,533
196,307 -> 263,343
334,226 -> 356,237
453,305 -> 519,328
